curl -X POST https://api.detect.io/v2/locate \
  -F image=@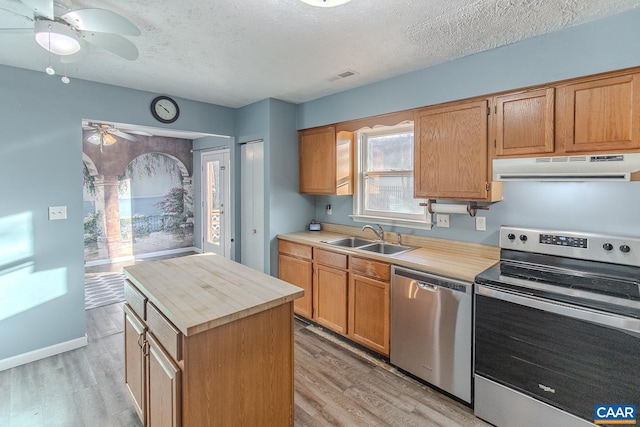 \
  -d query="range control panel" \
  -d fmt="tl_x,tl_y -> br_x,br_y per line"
500,226 -> 640,267
539,234 -> 587,248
